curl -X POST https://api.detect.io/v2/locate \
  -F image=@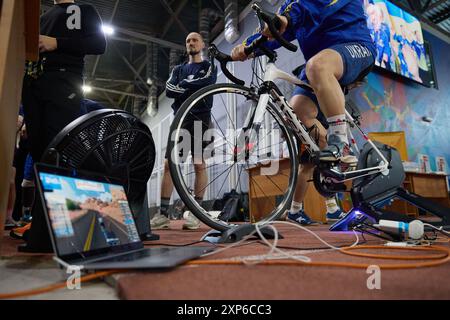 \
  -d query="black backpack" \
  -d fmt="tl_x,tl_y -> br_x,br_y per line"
217,189 -> 248,222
